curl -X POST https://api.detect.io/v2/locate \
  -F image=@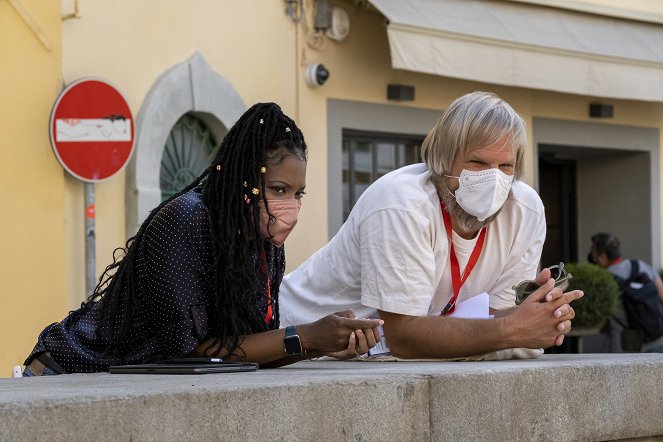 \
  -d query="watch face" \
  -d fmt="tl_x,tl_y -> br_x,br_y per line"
284,332 -> 302,356
284,335 -> 302,355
